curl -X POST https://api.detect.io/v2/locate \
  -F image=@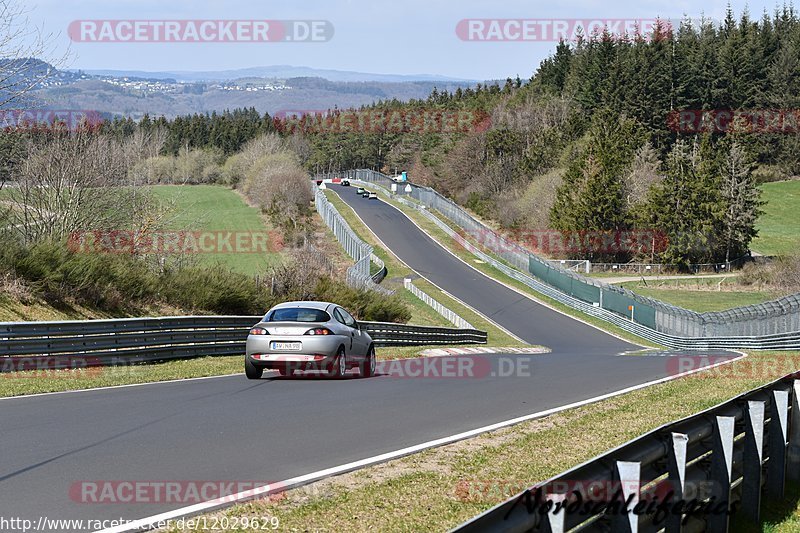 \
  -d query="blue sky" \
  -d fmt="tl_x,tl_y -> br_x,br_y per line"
23,0 -> 778,80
